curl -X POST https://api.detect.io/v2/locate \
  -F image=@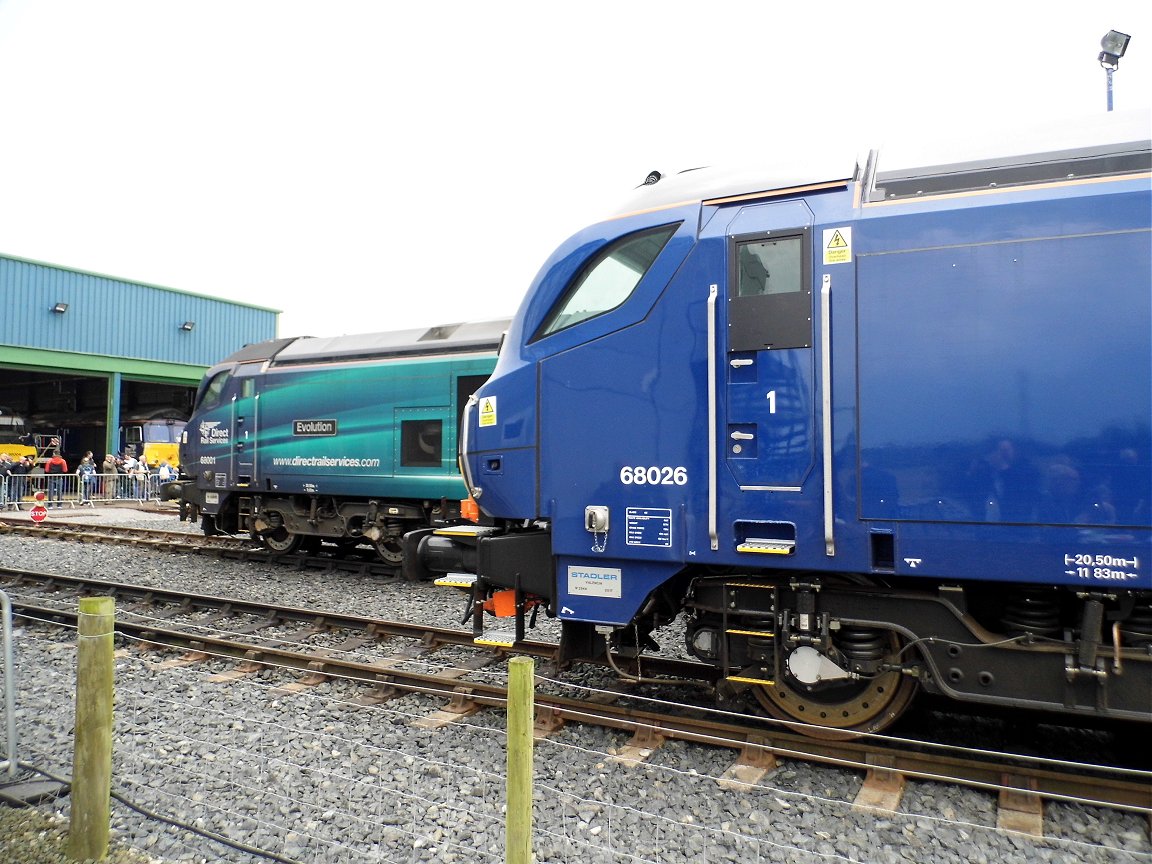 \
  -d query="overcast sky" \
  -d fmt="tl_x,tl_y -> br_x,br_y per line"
1,1 -> 1149,341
